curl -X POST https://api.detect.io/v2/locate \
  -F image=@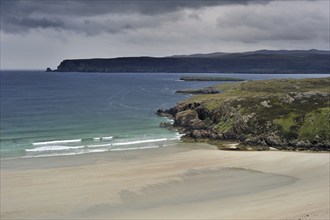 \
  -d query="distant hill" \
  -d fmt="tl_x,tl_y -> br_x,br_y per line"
241,49 -> 330,55
55,49 -> 330,74
171,49 -> 330,57
170,52 -> 230,58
